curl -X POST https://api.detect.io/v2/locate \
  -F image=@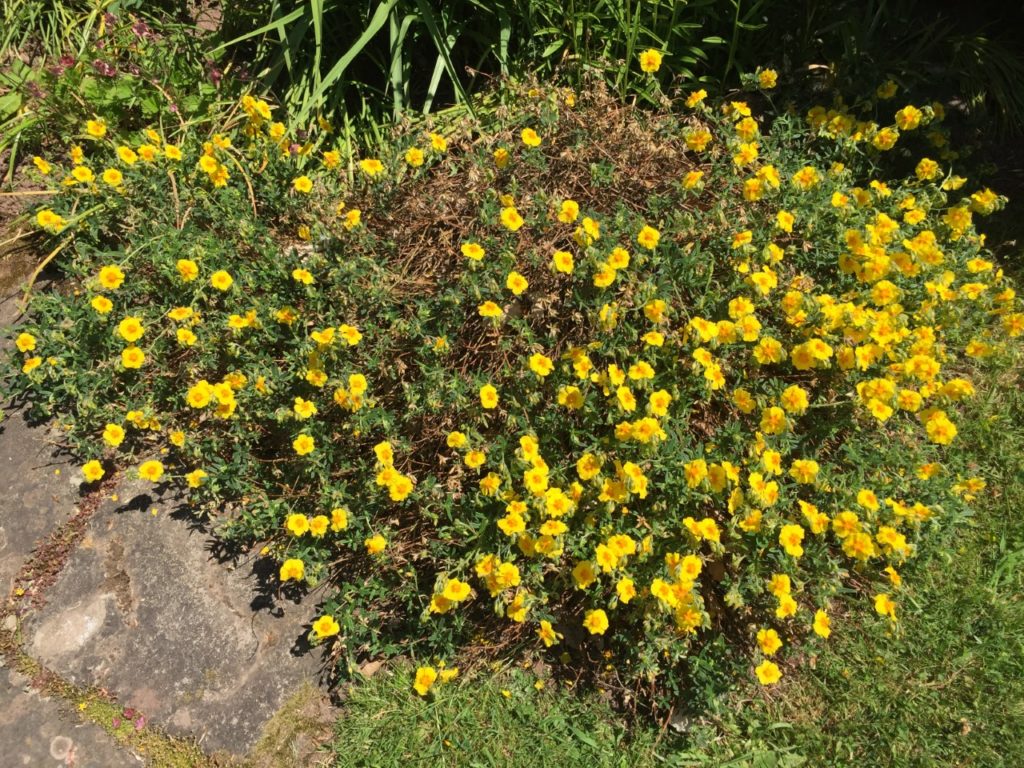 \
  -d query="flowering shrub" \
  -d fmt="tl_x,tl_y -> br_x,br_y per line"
5,69 -> 1019,705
